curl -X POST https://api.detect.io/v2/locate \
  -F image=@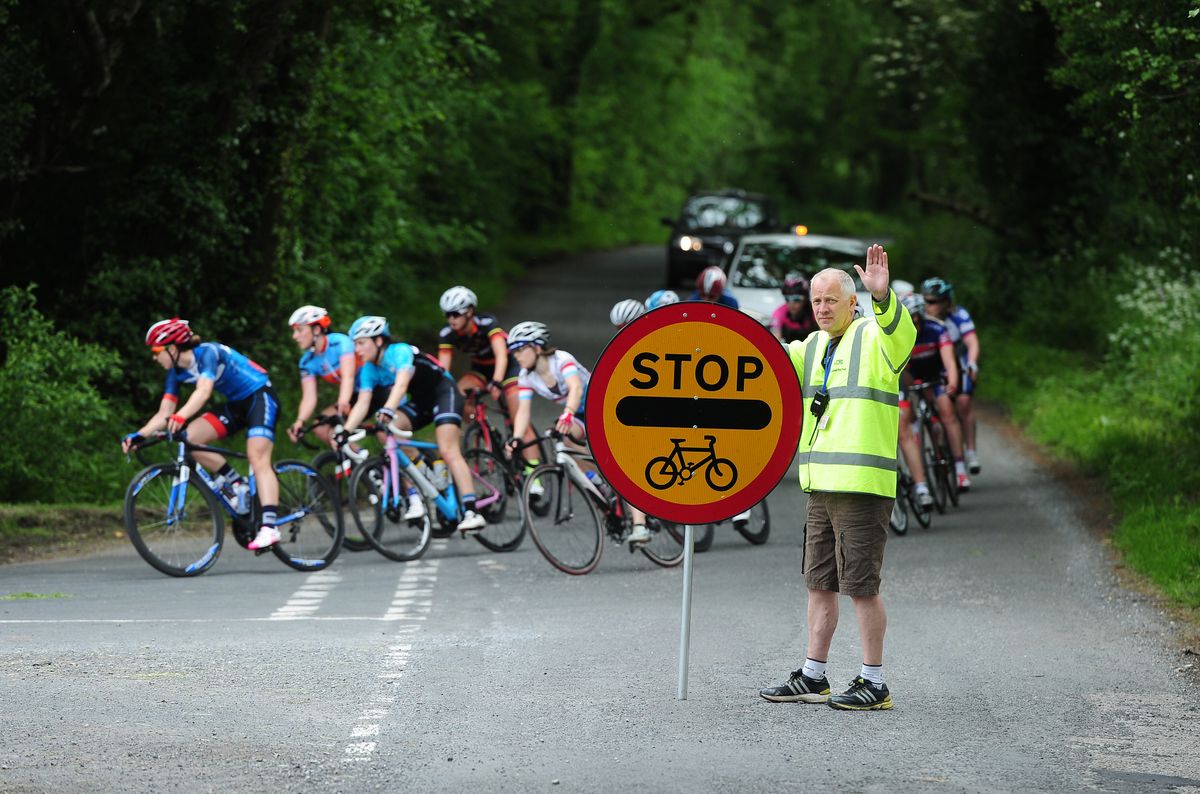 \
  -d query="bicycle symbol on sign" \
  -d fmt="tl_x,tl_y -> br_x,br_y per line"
644,435 -> 738,492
